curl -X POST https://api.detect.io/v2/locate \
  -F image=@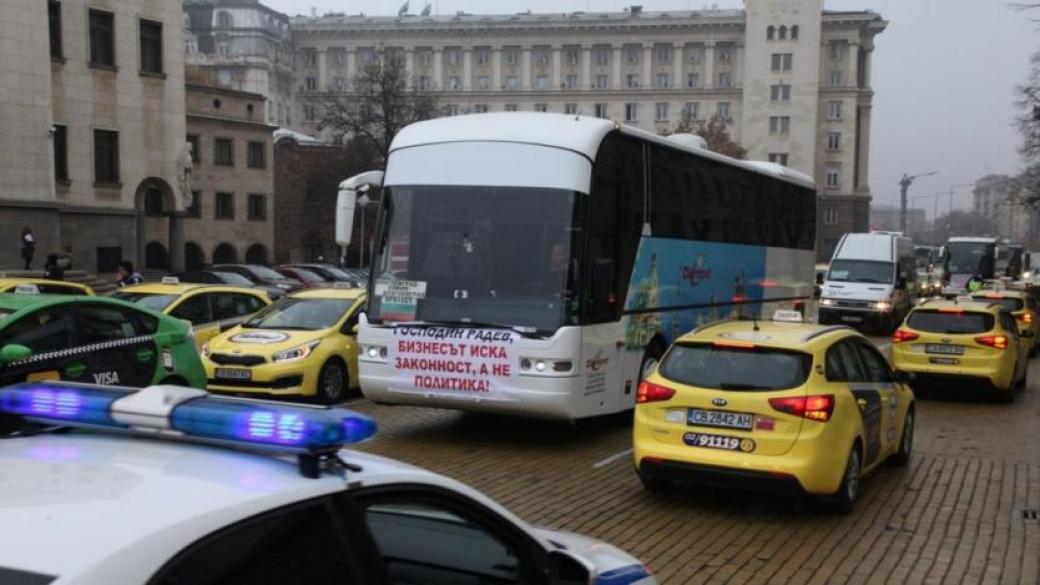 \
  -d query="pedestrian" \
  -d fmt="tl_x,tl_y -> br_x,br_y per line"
116,260 -> 144,287
43,254 -> 64,281
19,226 -> 35,270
